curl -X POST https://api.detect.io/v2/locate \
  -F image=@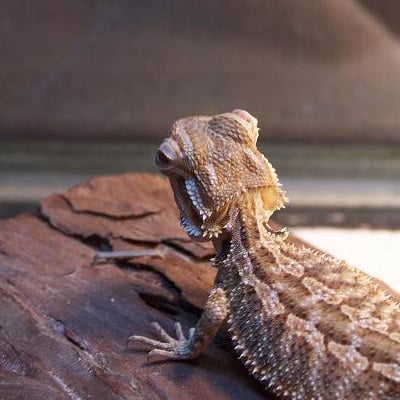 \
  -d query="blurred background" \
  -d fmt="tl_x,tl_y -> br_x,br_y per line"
1,1 -> 399,287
